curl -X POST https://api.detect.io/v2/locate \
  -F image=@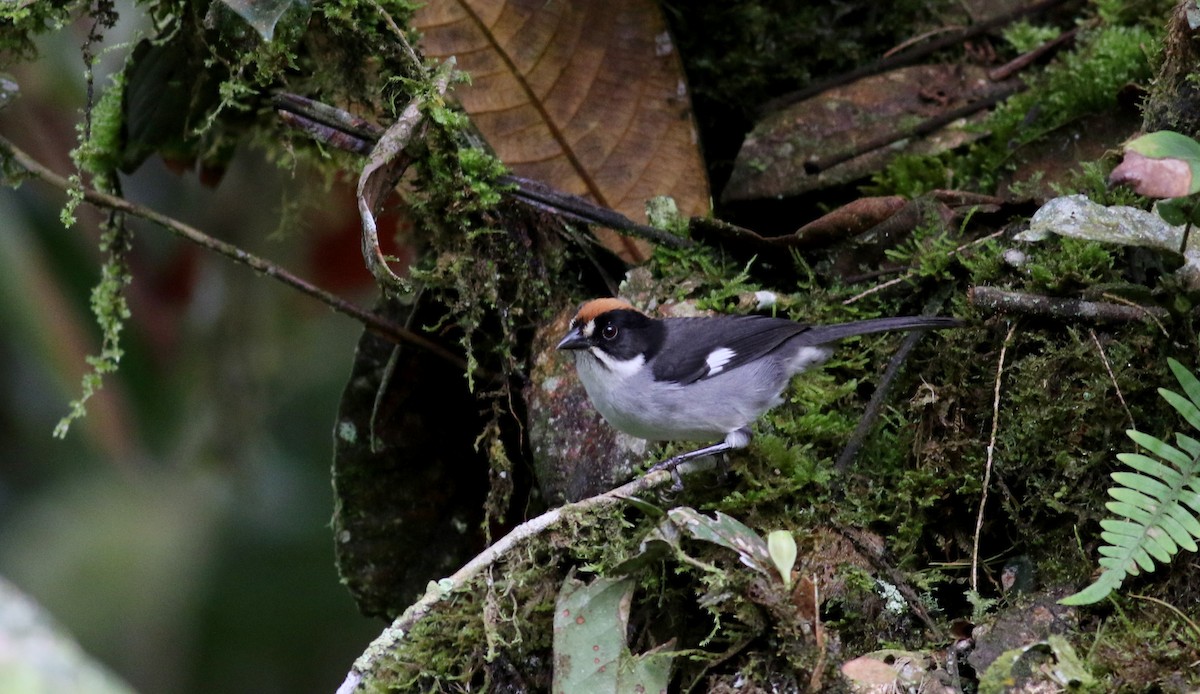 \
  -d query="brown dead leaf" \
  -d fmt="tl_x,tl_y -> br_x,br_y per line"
1109,150 -> 1193,198
414,0 -> 709,262
725,64 -> 1007,201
